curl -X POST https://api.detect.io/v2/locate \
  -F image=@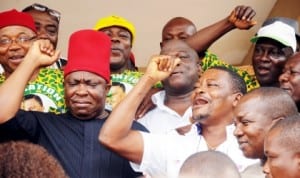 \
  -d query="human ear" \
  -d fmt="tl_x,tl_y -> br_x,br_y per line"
232,92 -> 243,107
